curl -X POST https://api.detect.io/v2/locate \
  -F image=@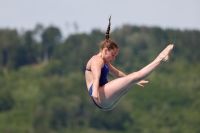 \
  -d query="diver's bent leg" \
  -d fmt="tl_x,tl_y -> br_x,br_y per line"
102,87 -> 131,111
95,44 -> 174,108
97,60 -> 159,107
